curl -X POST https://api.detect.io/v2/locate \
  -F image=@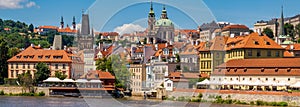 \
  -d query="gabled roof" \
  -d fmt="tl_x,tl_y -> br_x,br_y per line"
286,44 -> 300,51
225,33 -> 284,50
8,46 -> 72,63
180,44 -> 198,55
81,70 -> 115,80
